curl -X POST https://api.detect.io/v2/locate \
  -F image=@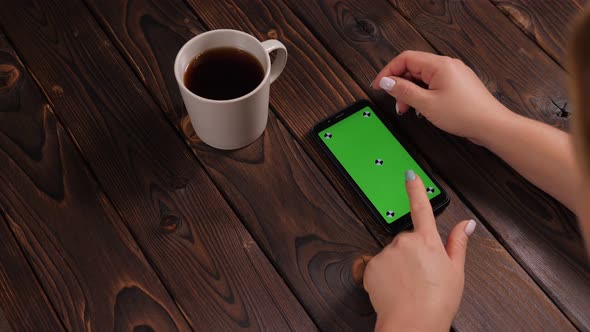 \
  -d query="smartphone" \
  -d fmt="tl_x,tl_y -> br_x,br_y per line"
313,100 -> 449,234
